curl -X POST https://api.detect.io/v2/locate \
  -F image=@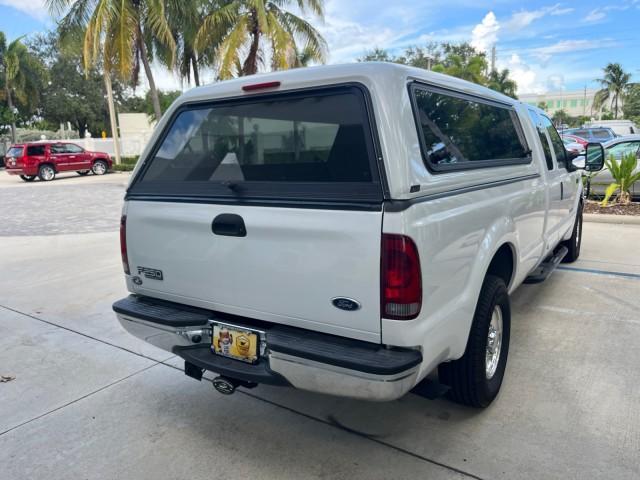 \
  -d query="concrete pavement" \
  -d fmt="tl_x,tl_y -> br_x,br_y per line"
1,170 -> 639,479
